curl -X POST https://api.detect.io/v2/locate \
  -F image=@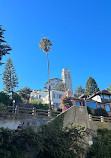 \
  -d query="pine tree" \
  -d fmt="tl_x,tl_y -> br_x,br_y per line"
0,25 -> 11,65
3,58 -> 18,94
85,77 -> 99,95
